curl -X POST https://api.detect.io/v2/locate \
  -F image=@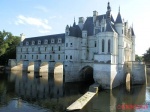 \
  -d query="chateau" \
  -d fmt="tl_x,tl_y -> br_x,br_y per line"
10,2 -> 146,89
